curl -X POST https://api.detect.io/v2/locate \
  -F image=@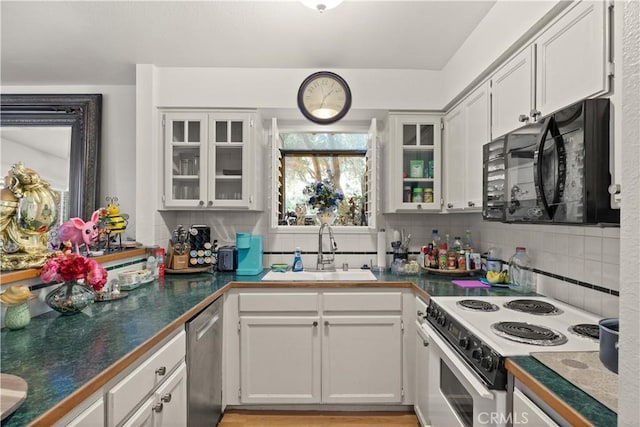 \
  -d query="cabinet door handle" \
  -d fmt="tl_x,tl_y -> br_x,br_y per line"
155,366 -> 166,376
207,200 -> 214,207
423,340 -> 430,347
198,200 -> 205,207
518,114 -> 530,123
417,310 -> 424,317
530,109 -> 541,120
447,203 -> 454,208
153,403 -> 163,413
416,204 -> 422,210
324,321 -> 329,326
468,201 -> 475,207
313,321 -> 318,327
161,393 -> 172,403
